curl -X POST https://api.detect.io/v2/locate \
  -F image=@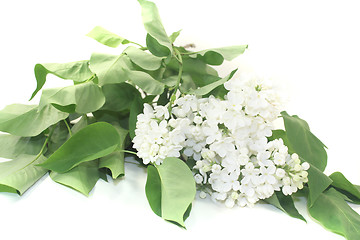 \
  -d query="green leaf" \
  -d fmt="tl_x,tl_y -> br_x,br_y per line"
143,95 -> 157,104
281,111 -> 327,172
182,57 -> 219,77
138,0 -> 172,57
162,75 -> 178,88
31,60 -> 93,100
45,116 -> 95,156
169,30 -> 181,43
265,191 -> 306,222
182,204 -> 192,223
123,68 -> 165,95
205,84 -> 228,99
129,96 -> 143,139
92,110 -> 129,129
188,69 -> 237,95
189,45 -> 248,65
99,152 -> 124,180
157,89 -> 169,106
124,46 -> 163,71
307,163 -> 332,207
329,172 -> 360,204
308,188 -> 360,240
46,121 -> 69,156
50,160 -> 100,196
185,157 -> 196,170
86,26 -> 130,47
0,154 -> 48,195
89,53 -> 132,85
179,74 -> 197,93
167,56 -> 219,78
268,129 -> 331,206
99,126 -> 128,179
71,115 -> 95,134
145,157 -> 196,227
190,74 -> 221,88
0,134 -> 45,159
145,165 -> 162,217
38,122 -> 120,173
146,34 -> 170,58
164,55 -> 221,92
68,113 -> 82,121
183,74 -> 229,98
39,82 -> 105,114
46,117 -> 95,156
0,104 -> 69,137
100,83 -> 141,112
